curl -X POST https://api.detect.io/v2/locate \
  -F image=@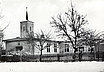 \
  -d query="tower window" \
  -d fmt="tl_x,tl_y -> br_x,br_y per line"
23,26 -> 25,31
30,27 -> 32,31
